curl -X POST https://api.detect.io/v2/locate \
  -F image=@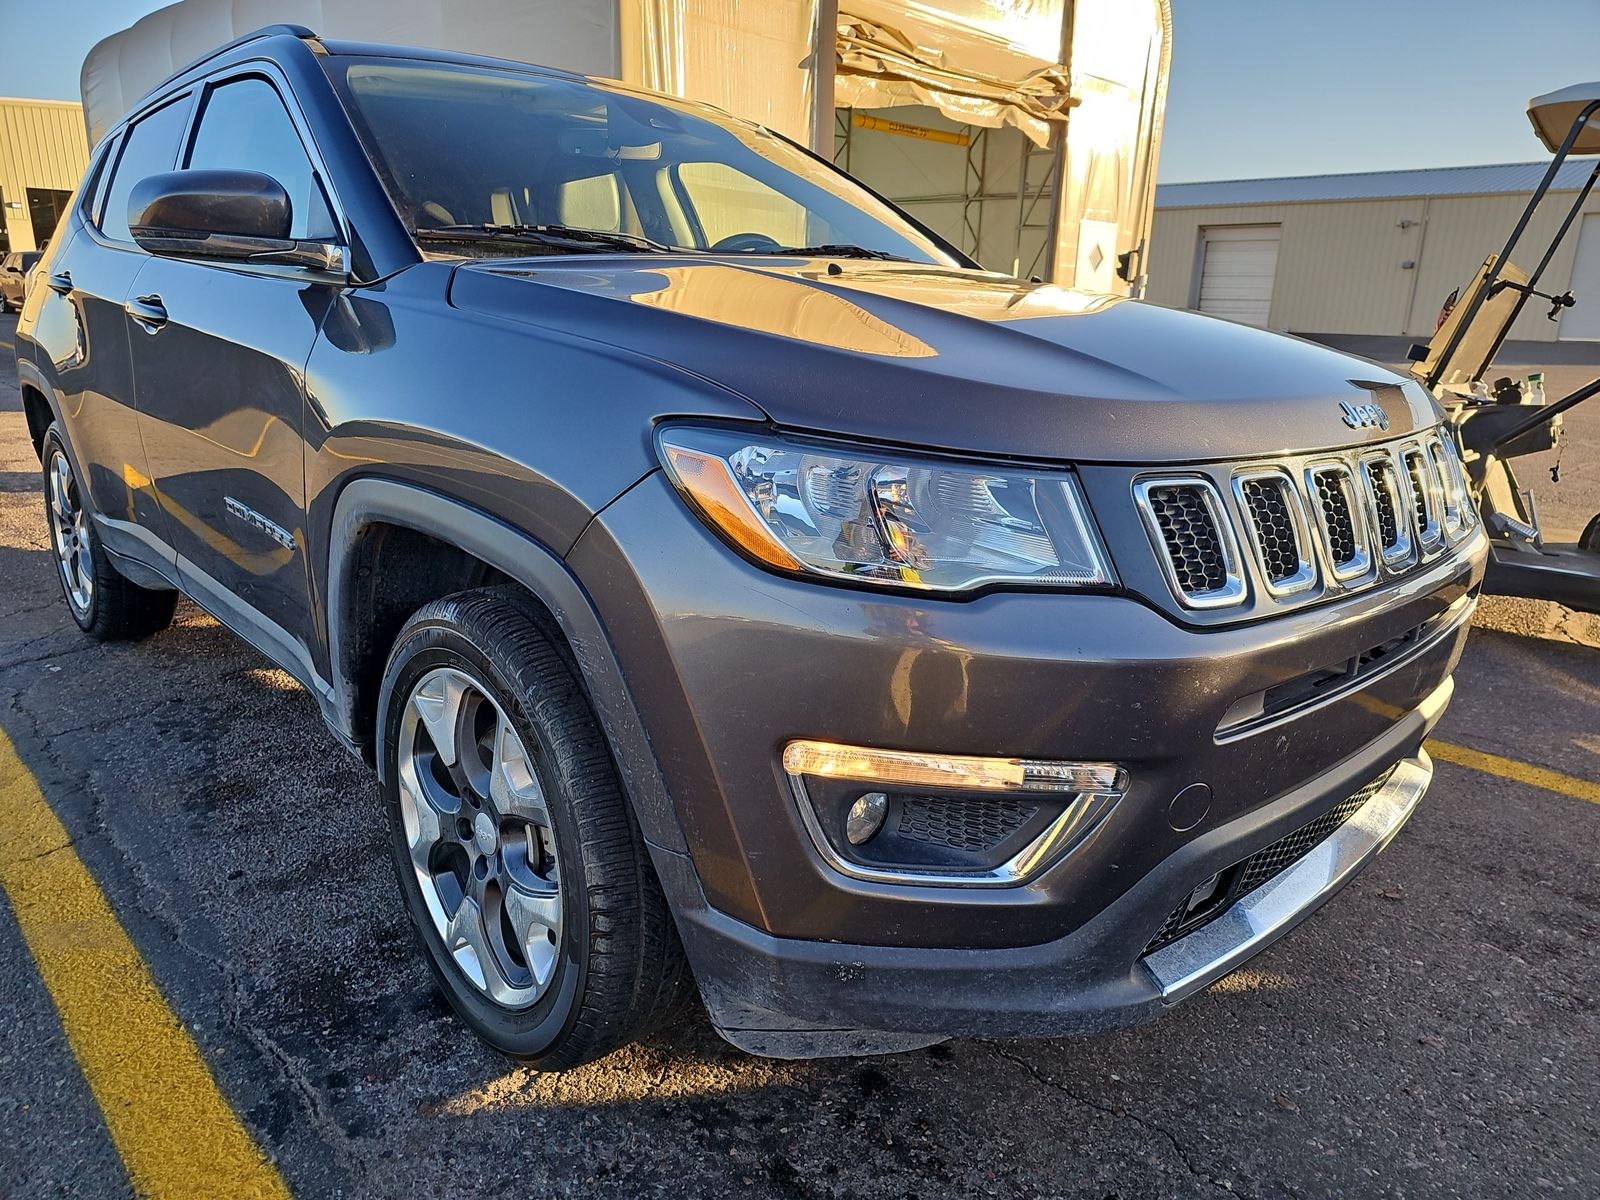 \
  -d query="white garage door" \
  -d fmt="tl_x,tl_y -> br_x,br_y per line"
1197,225 -> 1281,327
1560,212 -> 1600,341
